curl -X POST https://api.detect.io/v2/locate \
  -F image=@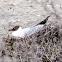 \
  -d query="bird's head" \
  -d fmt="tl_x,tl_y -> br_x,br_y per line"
8,26 -> 20,31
